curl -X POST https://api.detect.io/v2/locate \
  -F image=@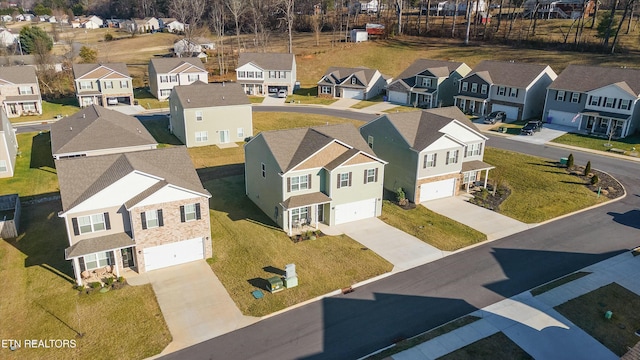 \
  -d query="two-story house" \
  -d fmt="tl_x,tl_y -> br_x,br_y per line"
0,110 -> 18,178
386,59 -> 471,108
317,67 -> 390,100
360,107 -> 493,203
169,81 -> 252,147
543,64 -> 640,138
236,52 -> 297,96
50,105 -> 158,160
148,57 -> 207,100
454,60 -> 557,121
245,124 -> 386,235
58,146 -> 212,285
72,63 -> 134,108
0,66 -> 43,117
